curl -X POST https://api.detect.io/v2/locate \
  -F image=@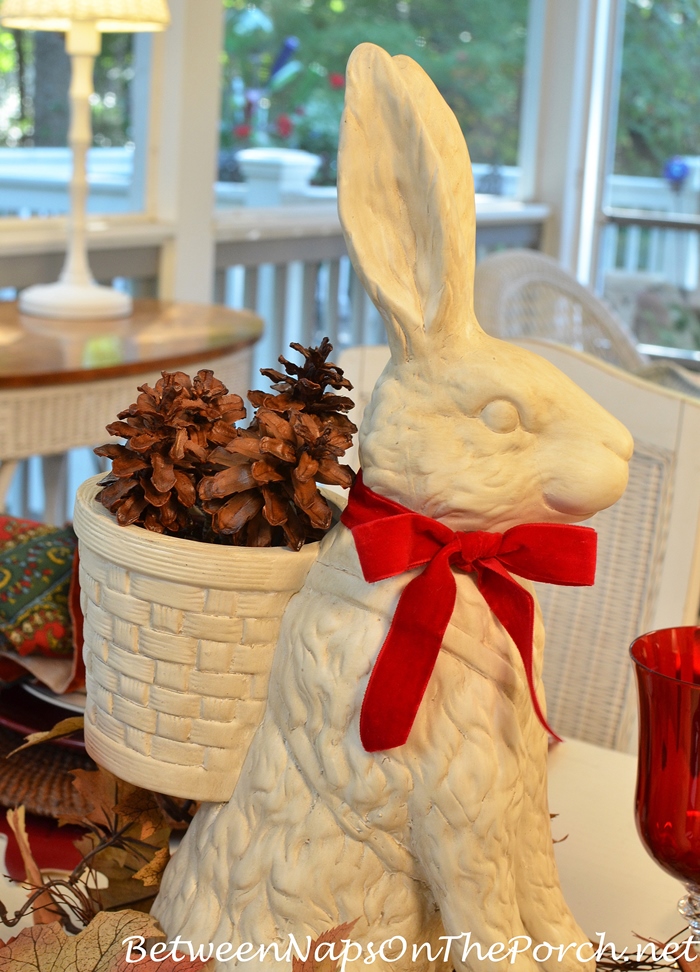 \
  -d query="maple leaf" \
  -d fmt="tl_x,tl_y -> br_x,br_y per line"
132,847 -> 169,888
113,787 -> 163,841
292,919 -> 359,972
0,910 -> 162,971
7,717 -> 85,757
